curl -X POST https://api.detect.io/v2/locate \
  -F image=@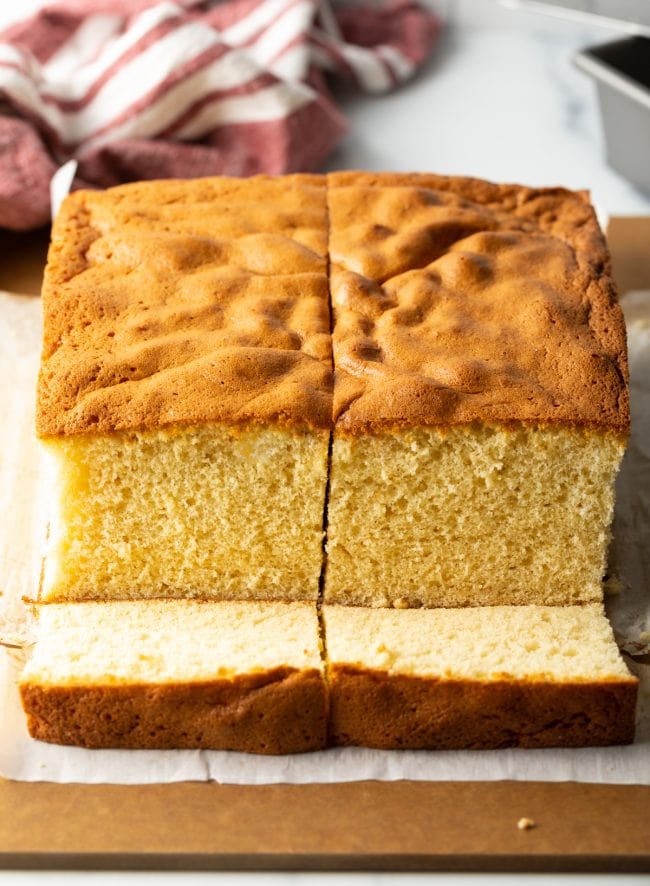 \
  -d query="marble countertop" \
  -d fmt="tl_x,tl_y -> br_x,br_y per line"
327,1 -> 650,216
